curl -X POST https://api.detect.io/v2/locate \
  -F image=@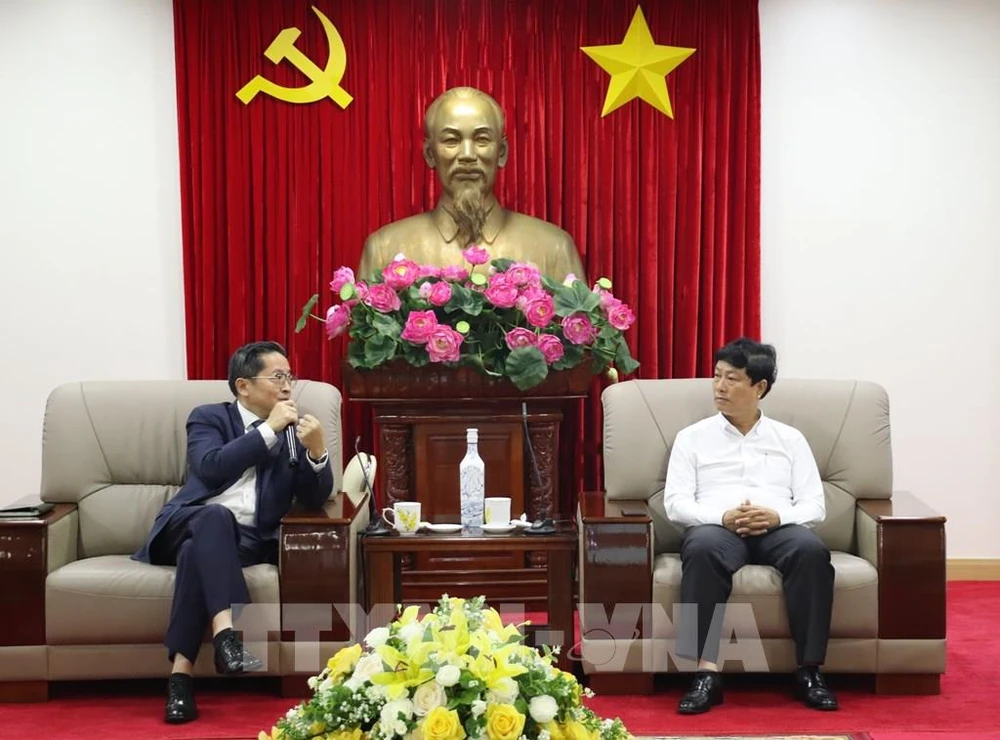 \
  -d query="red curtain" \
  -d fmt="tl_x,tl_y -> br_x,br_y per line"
173,0 -> 760,494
